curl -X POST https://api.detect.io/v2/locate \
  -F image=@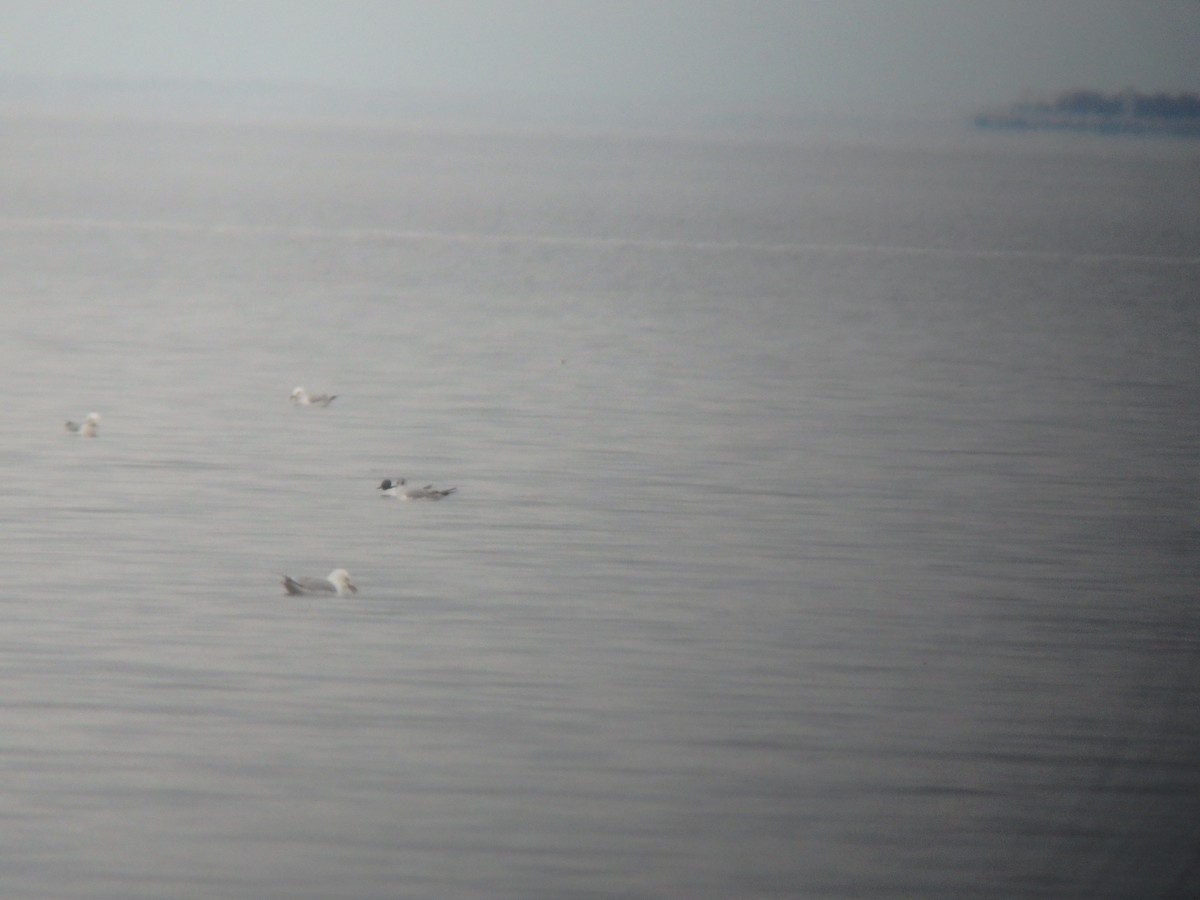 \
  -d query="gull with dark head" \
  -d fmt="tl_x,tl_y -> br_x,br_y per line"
65,413 -> 100,437
281,568 -> 357,596
289,387 -> 337,407
378,478 -> 457,500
